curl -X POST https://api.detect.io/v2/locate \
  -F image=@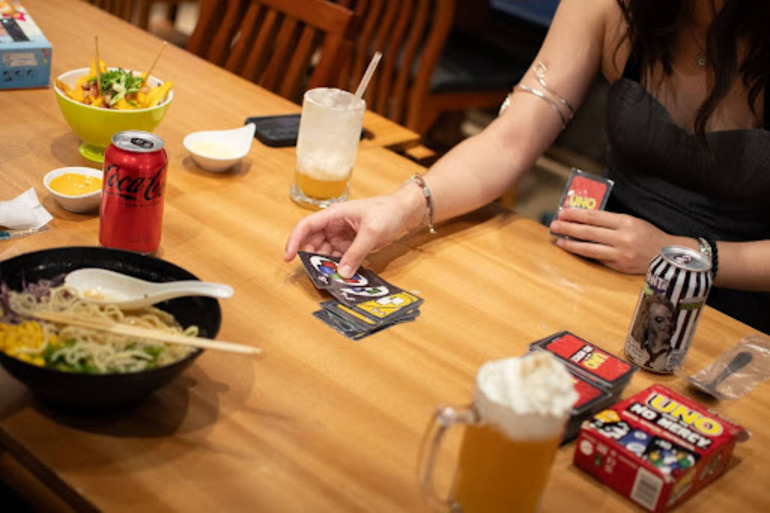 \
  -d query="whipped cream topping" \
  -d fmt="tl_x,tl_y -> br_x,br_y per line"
474,351 -> 578,440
